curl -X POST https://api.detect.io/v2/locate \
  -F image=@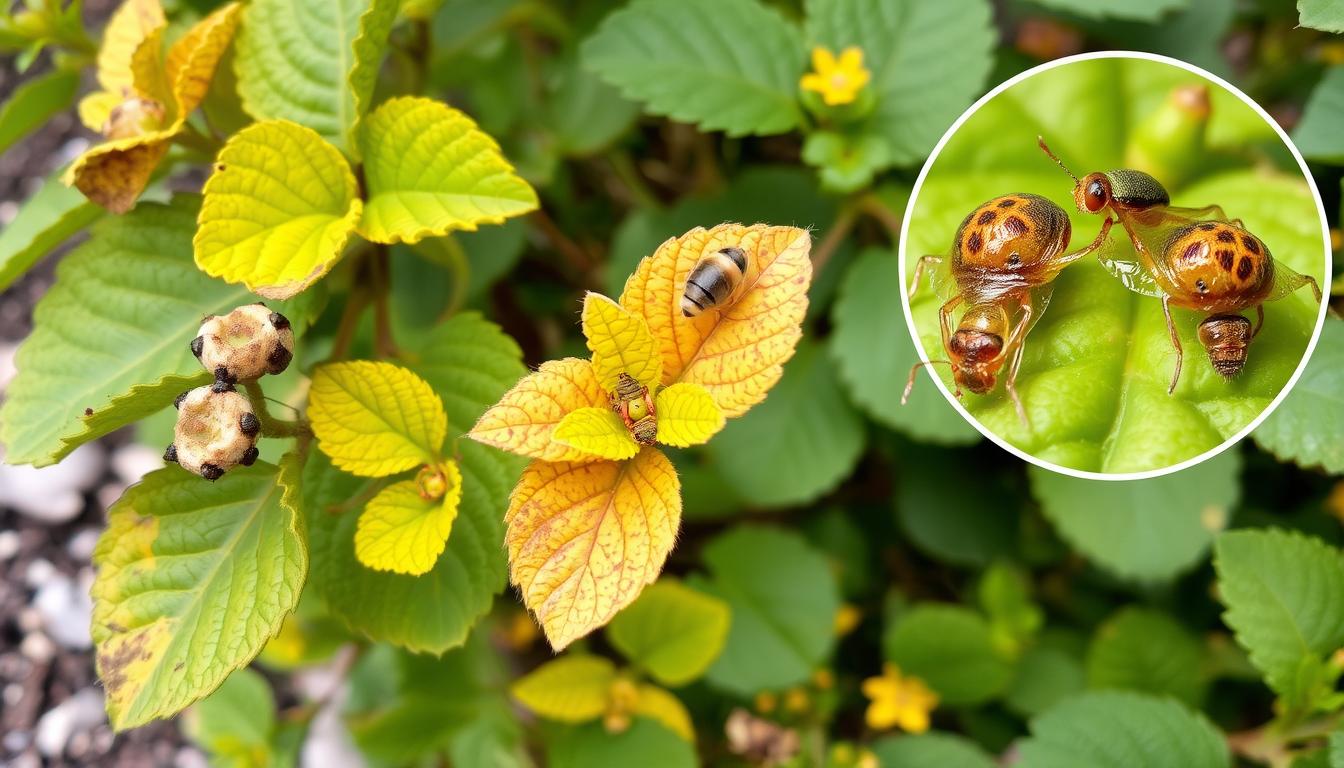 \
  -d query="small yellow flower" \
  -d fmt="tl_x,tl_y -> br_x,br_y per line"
861,664 -> 939,733
783,686 -> 810,713
755,691 -> 779,714
801,46 -> 871,106
834,603 -> 862,636
1327,481 -> 1344,524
